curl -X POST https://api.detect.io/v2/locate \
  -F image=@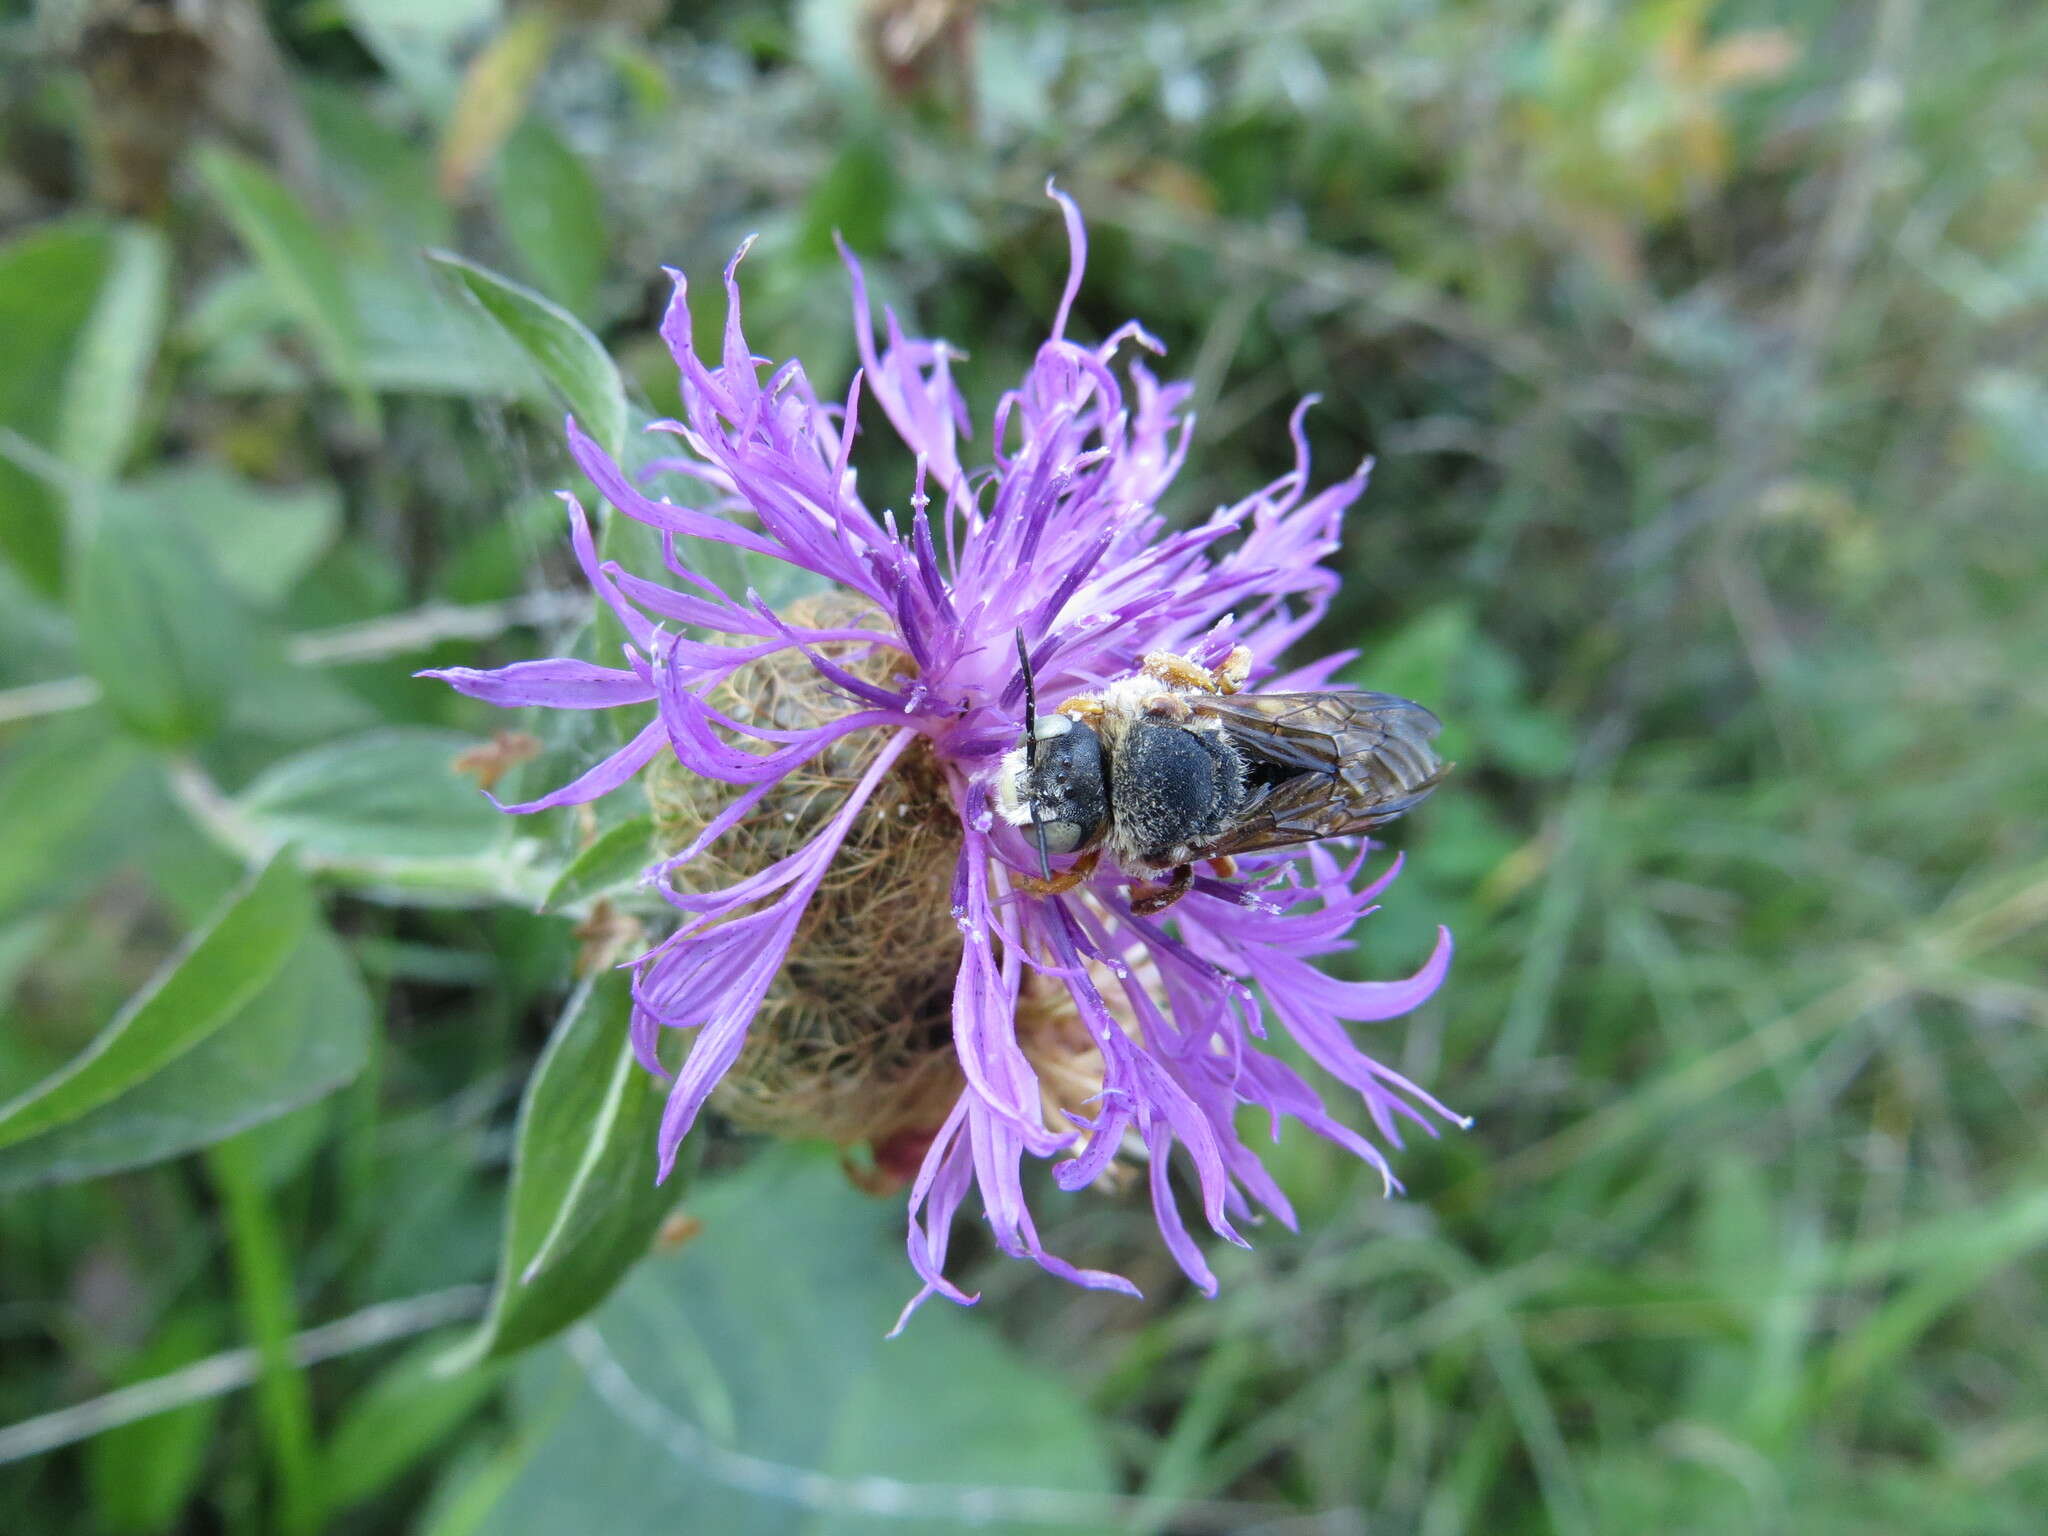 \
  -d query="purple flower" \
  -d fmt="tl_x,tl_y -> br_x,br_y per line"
427,187 -> 1463,1328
